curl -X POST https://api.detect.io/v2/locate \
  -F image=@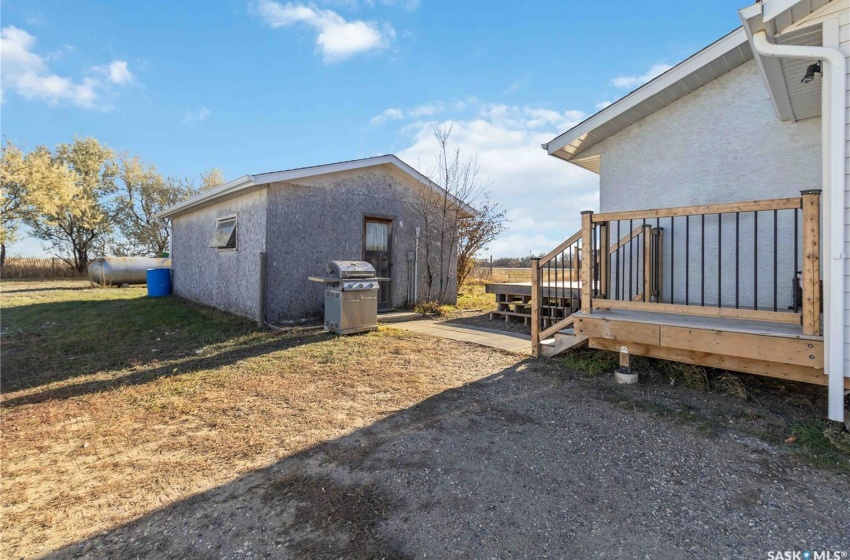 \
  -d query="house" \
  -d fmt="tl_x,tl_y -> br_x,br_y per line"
156,155 -> 468,323
534,0 -> 849,421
